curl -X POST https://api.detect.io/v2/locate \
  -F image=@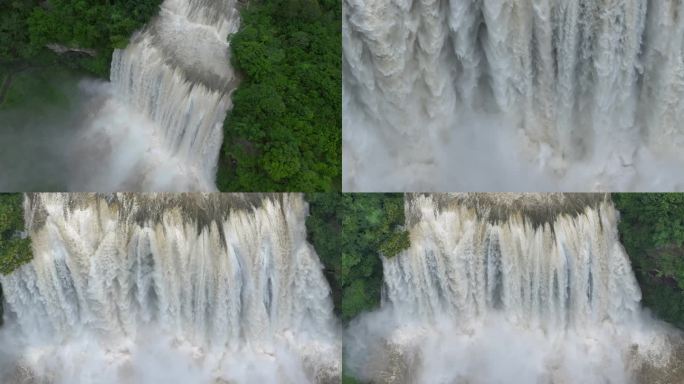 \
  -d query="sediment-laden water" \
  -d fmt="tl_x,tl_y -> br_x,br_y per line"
0,193 -> 340,384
